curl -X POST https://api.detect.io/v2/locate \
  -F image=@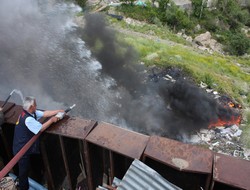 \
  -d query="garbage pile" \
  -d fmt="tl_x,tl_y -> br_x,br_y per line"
189,125 -> 250,160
